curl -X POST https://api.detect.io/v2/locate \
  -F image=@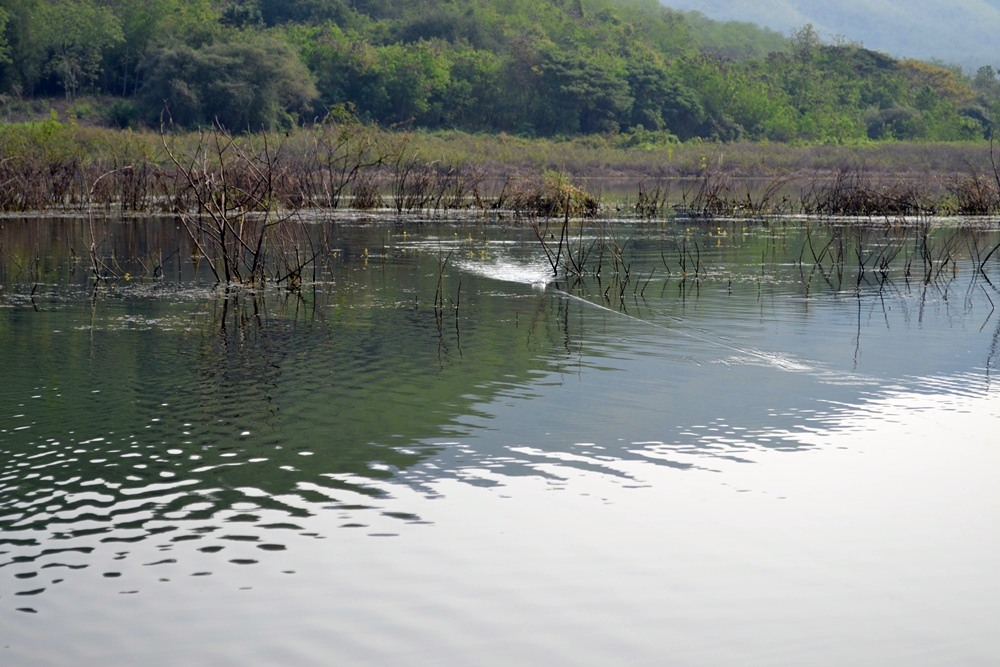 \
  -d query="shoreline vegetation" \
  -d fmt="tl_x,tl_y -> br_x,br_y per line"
5,116 -> 1000,290
3,115 -> 1000,218
5,0 -> 1000,225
